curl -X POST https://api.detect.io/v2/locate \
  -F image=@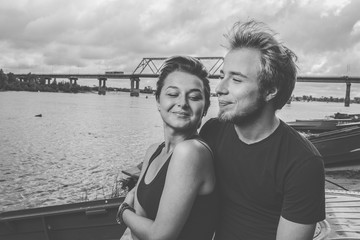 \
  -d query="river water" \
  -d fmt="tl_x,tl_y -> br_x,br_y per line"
1,91 -> 360,212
